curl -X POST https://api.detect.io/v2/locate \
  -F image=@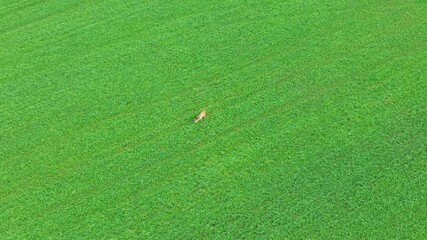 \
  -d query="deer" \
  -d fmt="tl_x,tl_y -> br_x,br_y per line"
194,110 -> 206,123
